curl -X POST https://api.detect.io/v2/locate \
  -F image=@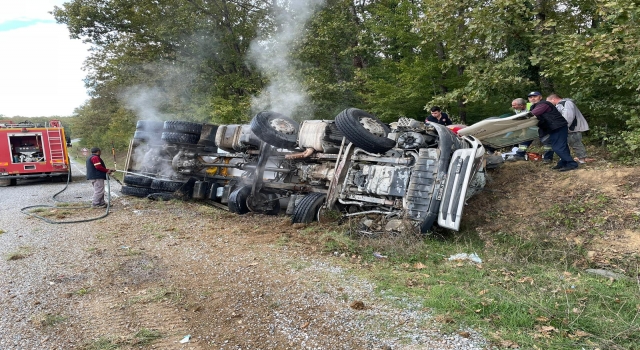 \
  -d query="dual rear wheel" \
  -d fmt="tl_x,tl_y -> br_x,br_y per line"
227,186 -> 326,224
